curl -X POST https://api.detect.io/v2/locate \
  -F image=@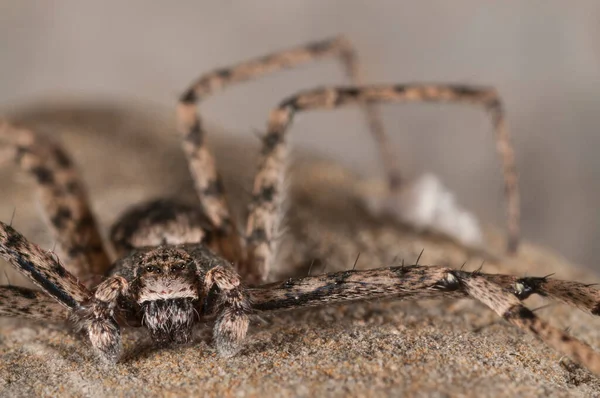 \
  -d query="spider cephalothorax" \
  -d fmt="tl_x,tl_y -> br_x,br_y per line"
113,245 -> 205,346
69,239 -> 251,362
2,36 -> 600,378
